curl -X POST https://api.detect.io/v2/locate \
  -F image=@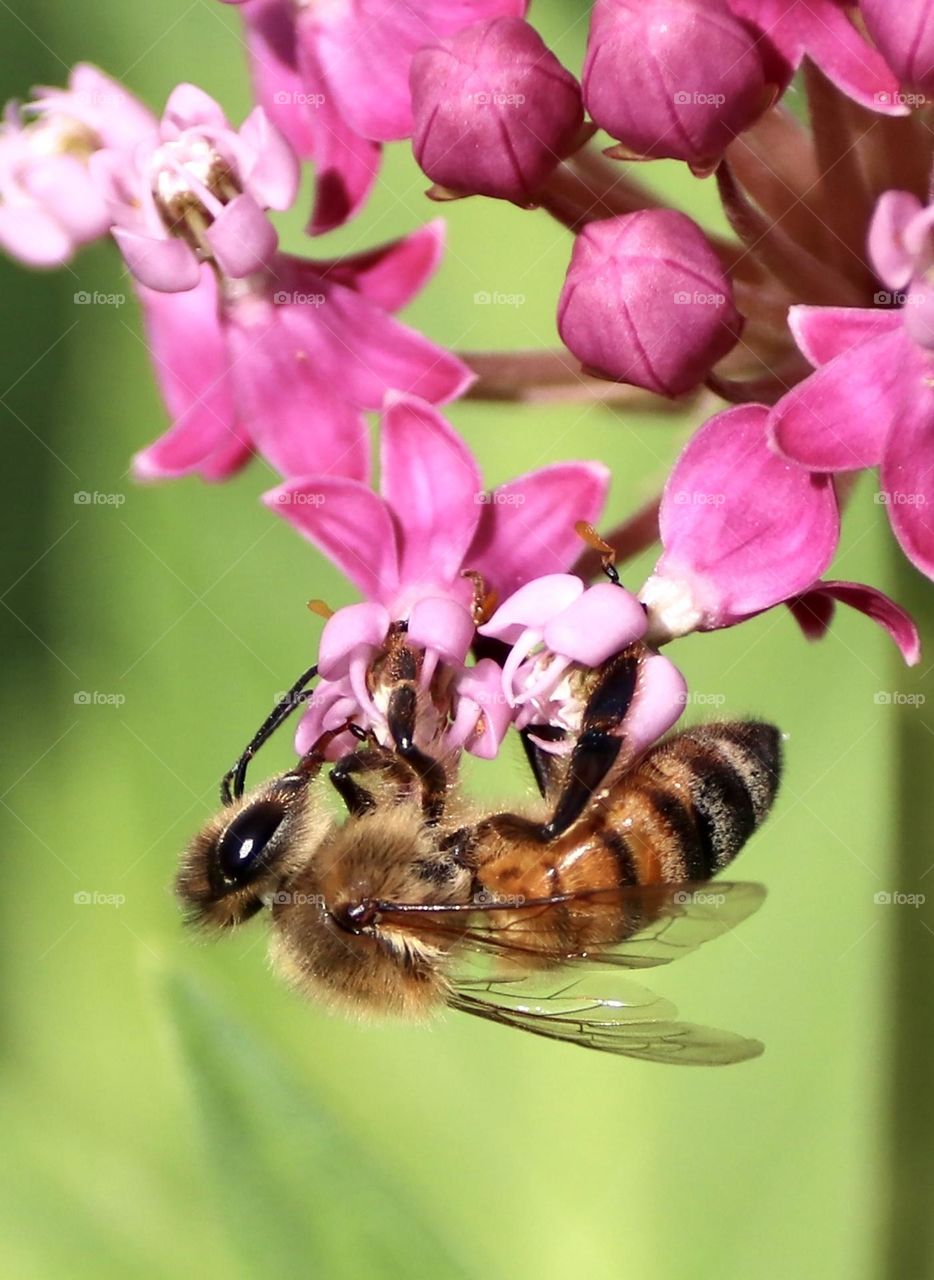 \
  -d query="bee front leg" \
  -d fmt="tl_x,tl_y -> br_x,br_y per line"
329,748 -> 418,815
385,685 -> 448,825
